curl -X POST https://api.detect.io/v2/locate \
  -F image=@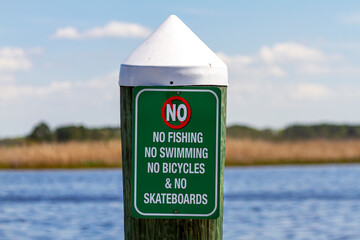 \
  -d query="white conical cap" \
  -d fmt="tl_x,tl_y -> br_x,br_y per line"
119,15 -> 228,86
